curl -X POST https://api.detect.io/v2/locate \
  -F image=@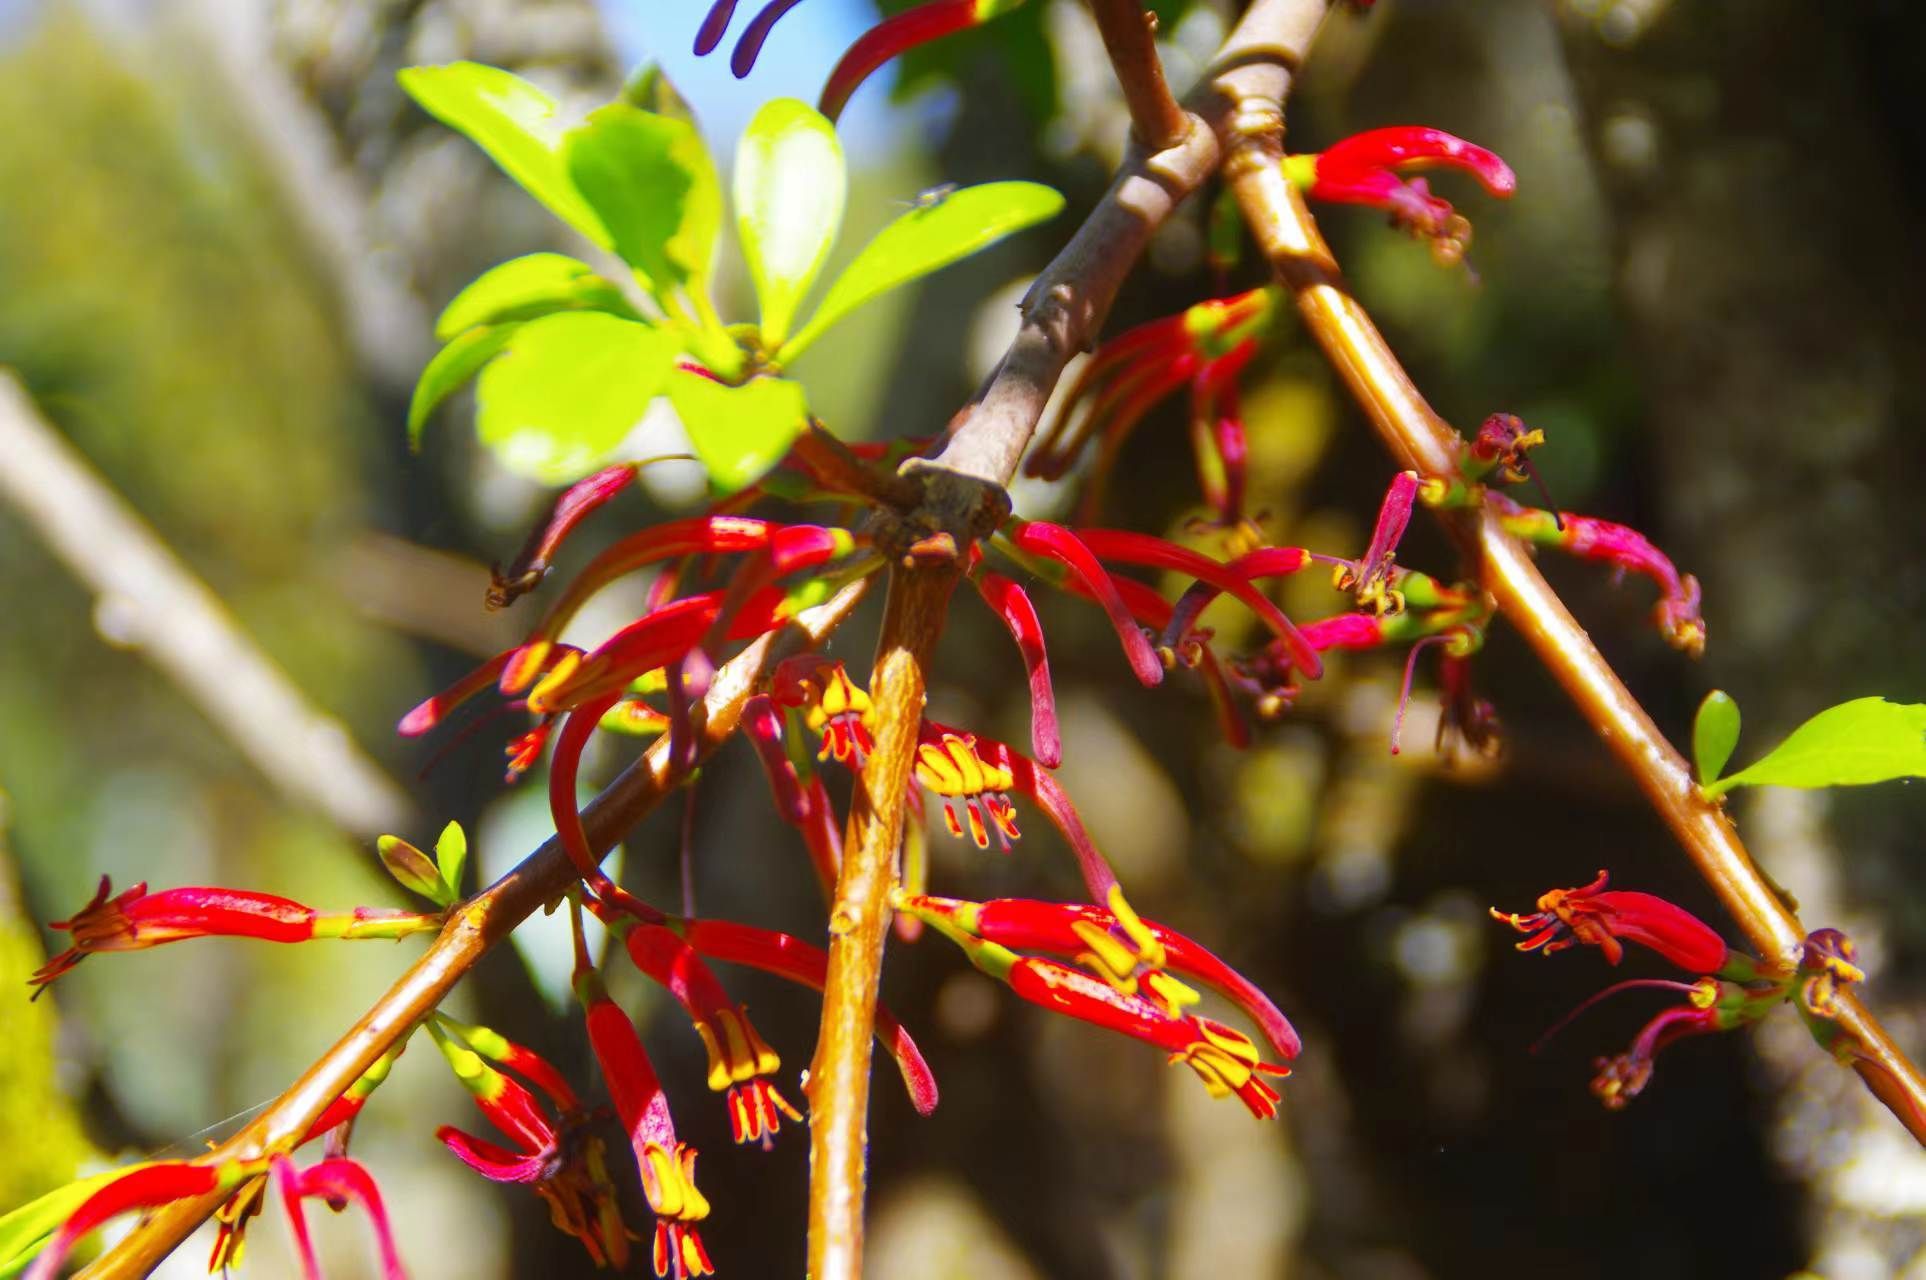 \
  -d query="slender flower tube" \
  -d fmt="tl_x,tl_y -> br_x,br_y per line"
1490,870 -> 1731,975
30,877 -> 440,991
974,570 -> 1061,768
25,1161 -> 253,1280
1283,126 -> 1516,265
574,968 -> 715,1278
901,891 -> 1301,1060
818,0 -> 1027,120
1333,470 -> 1419,617
1485,492 -> 1705,656
673,917 -> 941,1116
1008,521 -> 1165,686
272,1155 -> 408,1280
489,463 -> 638,609
594,903 -> 804,1149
